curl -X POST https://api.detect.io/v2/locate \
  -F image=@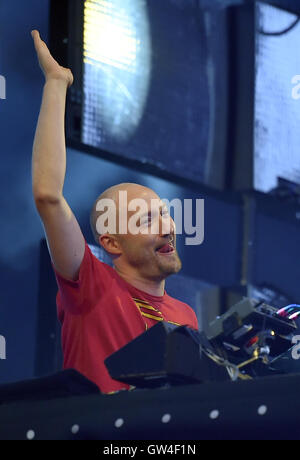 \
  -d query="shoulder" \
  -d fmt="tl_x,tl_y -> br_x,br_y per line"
164,293 -> 198,329
54,242 -> 118,315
